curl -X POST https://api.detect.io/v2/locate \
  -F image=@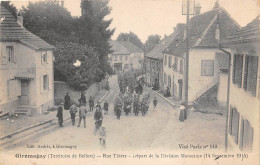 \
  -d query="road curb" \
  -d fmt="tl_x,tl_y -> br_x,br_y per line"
0,89 -> 110,141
